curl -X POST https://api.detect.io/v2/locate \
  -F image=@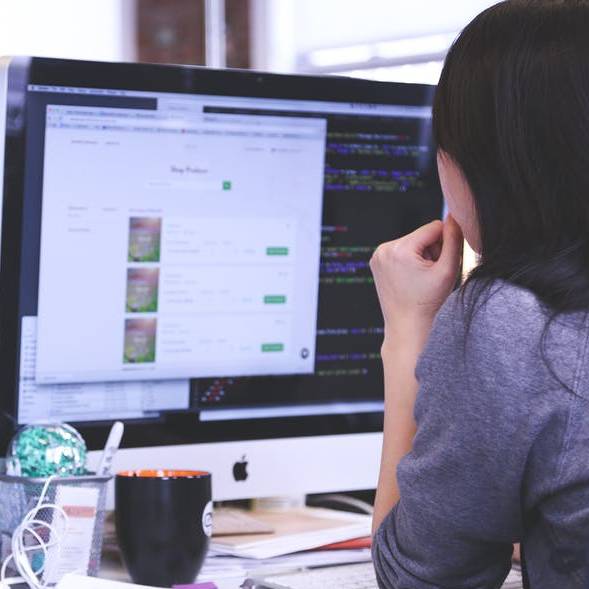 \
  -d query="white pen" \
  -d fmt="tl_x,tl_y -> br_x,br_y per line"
96,421 -> 124,477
